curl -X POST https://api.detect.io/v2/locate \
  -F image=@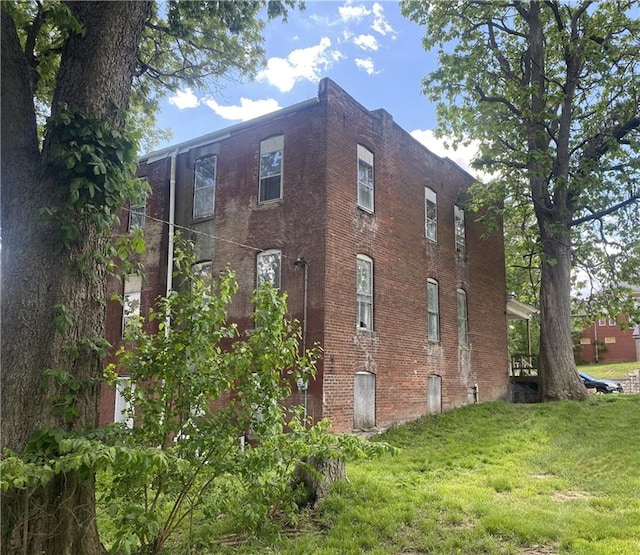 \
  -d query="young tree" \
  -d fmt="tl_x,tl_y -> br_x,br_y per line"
402,0 -> 640,400
1,2 -> 297,552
